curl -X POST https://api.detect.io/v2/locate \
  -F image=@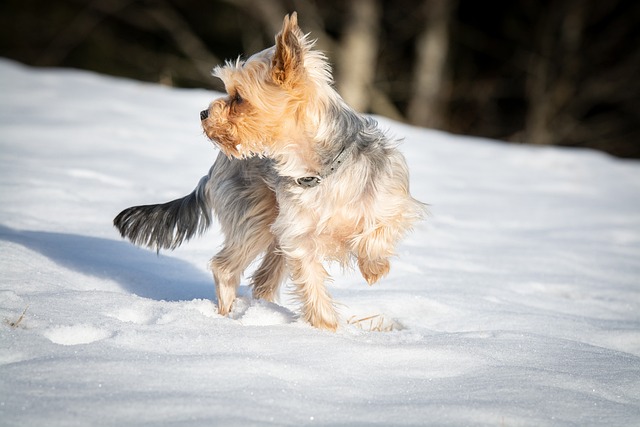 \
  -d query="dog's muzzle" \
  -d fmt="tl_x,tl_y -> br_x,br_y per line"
200,109 -> 209,120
